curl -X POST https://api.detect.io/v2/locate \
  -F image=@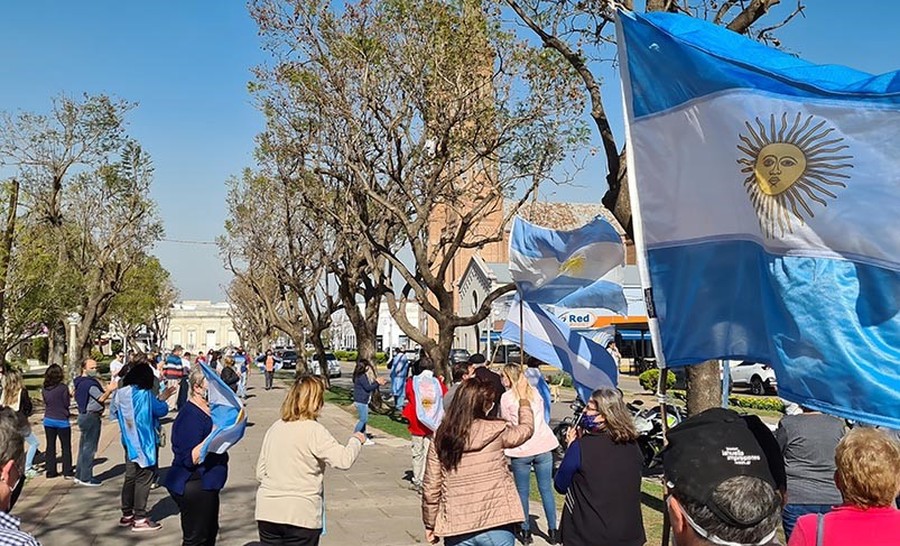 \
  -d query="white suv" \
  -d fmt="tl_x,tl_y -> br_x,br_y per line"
728,361 -> 777,396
